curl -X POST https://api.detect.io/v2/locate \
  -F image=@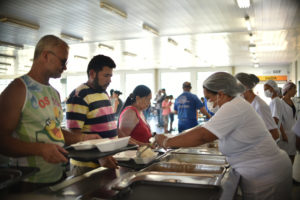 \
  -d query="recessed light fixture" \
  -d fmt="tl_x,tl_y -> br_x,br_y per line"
123,51 -> 137,57
236,0 -> 251,8
61,33 -> 83,42
0,41 -> 24,49
245,15 -> 251,31
98,43 -> 114,51
254,63 -> 259,68
0,16 -> 40,30
249,44 -> 256,53
100,1 -> 127,19
142,23 -> 159,36
168,38 -> 178,46
74,55 -> 88,60
184,48 -> 193,54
